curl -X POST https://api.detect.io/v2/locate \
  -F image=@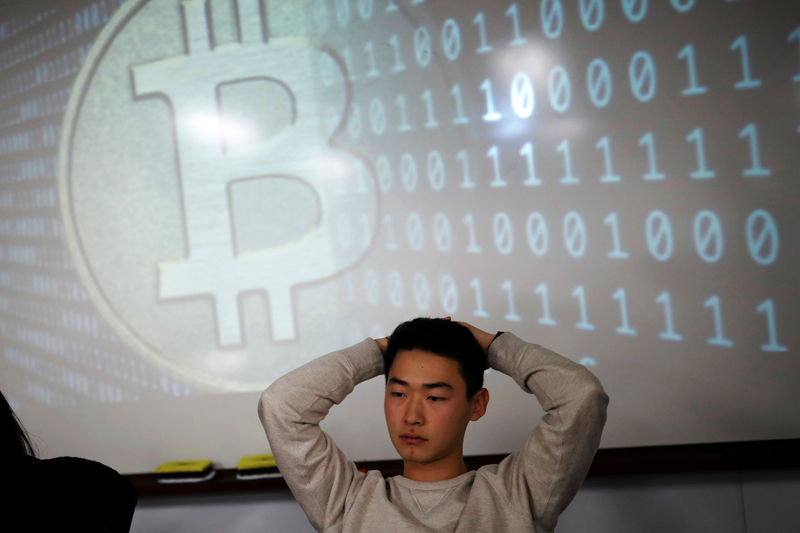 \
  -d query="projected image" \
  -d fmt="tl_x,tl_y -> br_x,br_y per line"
1,0 -> 798,460
61,0 -> 381,389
